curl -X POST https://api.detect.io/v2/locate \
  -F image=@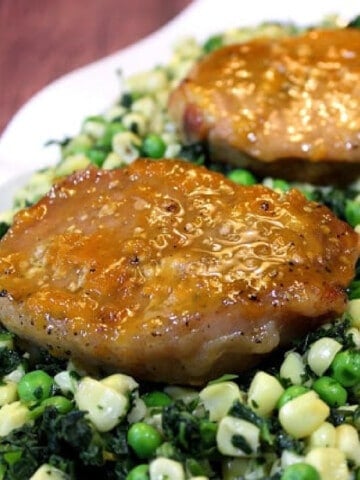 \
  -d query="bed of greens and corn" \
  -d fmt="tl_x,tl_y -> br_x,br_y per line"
0,15 -> 360,480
